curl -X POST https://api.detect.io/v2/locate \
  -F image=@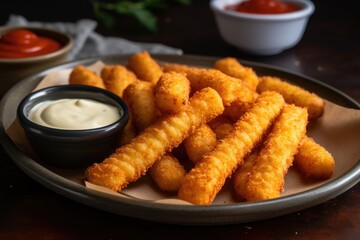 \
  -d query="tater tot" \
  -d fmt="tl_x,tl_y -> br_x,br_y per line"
154,72 -> 190,115
184,124 -> 217,164
101,65 -> 137,97
127,51 -> 163,84
244,105 -> 308,202
150,154 -> 186,193
85,87 -> 224,192
123,80 -> 157,132
257,76 -> 325,120
294,136 -> 335,179
214,57 -> 259,91
178,91 -> 285,205
69,65 -> 105,89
